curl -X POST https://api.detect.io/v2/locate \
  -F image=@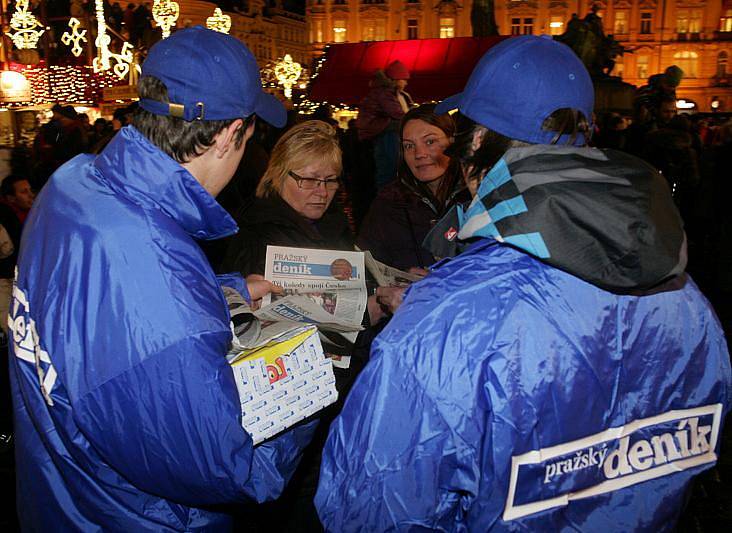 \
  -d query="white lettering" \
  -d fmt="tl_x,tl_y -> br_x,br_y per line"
628,439 -> 654,470
604,436 -> 632,479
